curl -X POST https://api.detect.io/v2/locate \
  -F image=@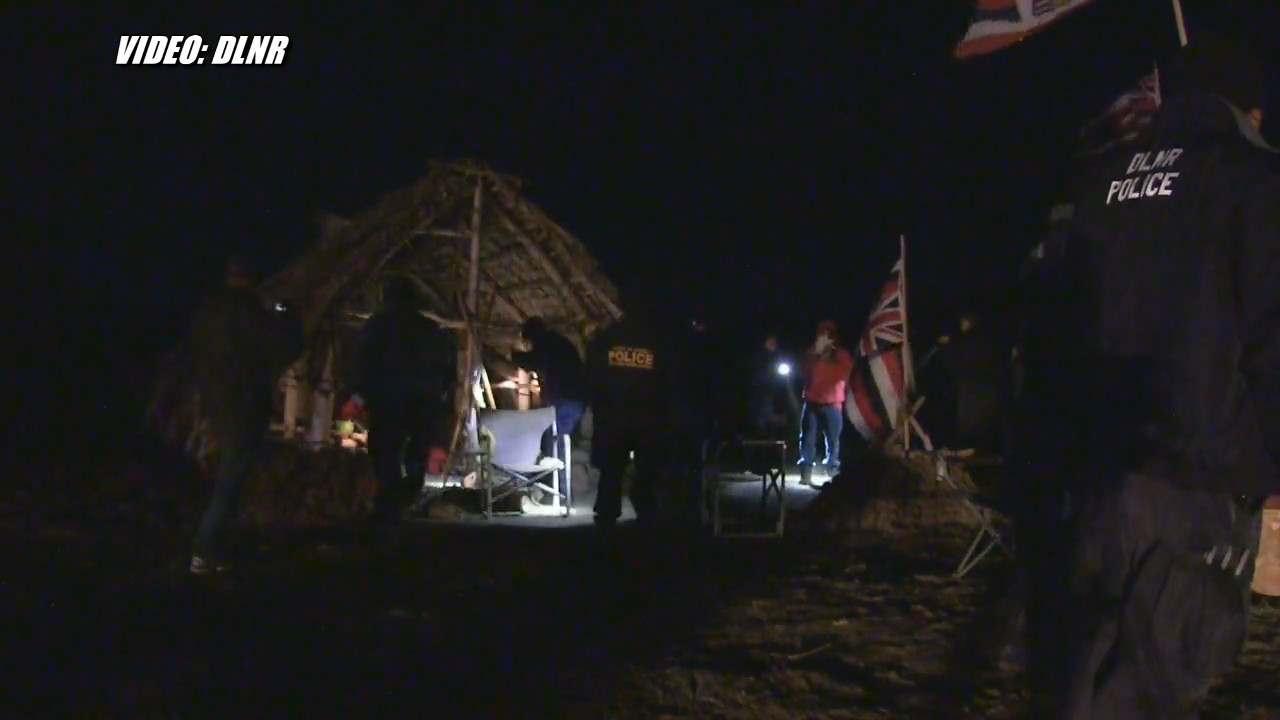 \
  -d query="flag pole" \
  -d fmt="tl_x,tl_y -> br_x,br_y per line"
1171,0 -> 1188,47
898,233 -> 914,449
